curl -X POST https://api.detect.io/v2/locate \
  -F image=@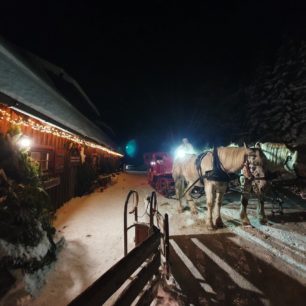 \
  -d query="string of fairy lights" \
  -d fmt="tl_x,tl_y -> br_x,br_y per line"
0,107 -> 123,157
